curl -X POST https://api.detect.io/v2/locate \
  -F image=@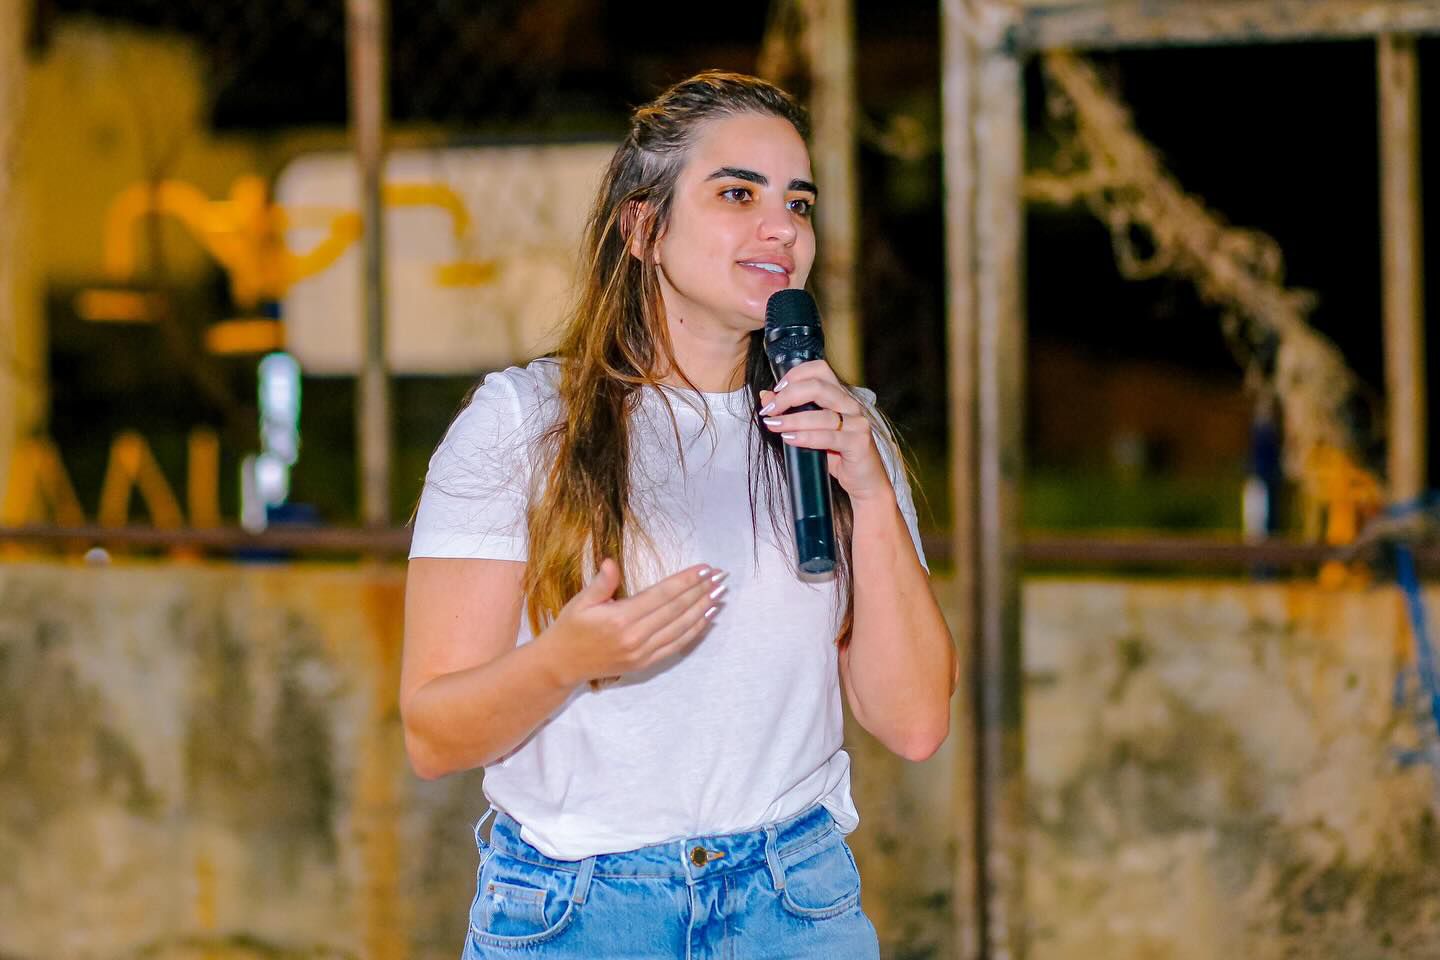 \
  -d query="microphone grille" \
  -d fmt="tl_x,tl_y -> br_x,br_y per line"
765,289 -> 820,331
771,331 -> 824,357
